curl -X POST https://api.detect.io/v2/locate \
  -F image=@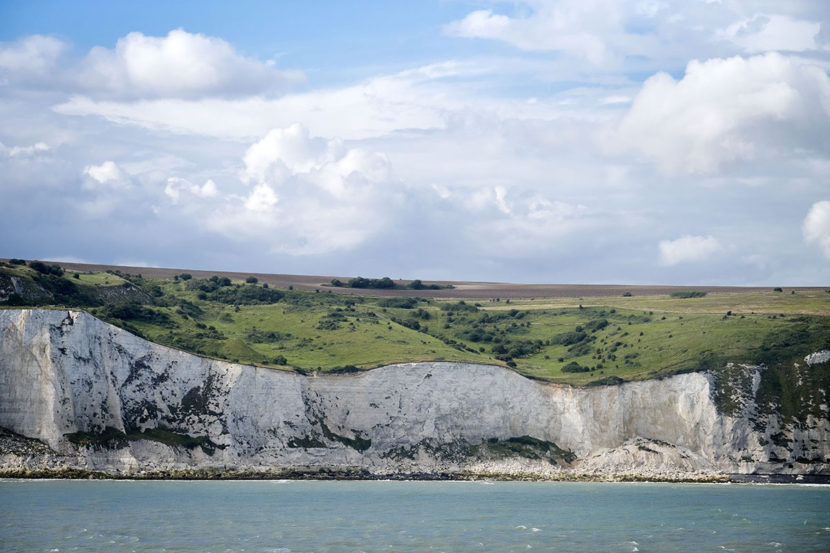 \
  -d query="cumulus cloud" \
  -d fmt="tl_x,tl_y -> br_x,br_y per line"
204,124 -> 397,254
77,29 -> 303,99
82,160 -> 131,189
803,200 -> 830,259
0,35 -> 65,80
658,235 -> 723,266
164,177 -> 218,204
612,53 -> 830,174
